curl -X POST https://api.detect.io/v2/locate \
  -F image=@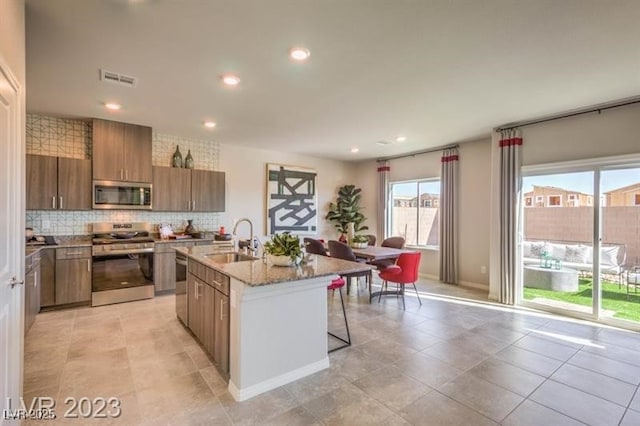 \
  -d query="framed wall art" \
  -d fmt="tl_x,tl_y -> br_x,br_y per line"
266,163 -> 317,235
